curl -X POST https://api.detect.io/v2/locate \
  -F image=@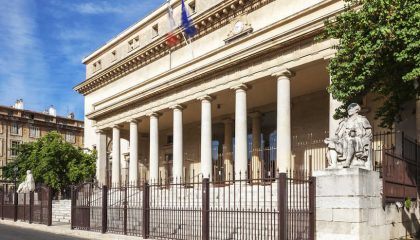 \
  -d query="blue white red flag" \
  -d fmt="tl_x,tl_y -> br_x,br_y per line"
166,0 -> 179,46
181,0 -> 196,38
